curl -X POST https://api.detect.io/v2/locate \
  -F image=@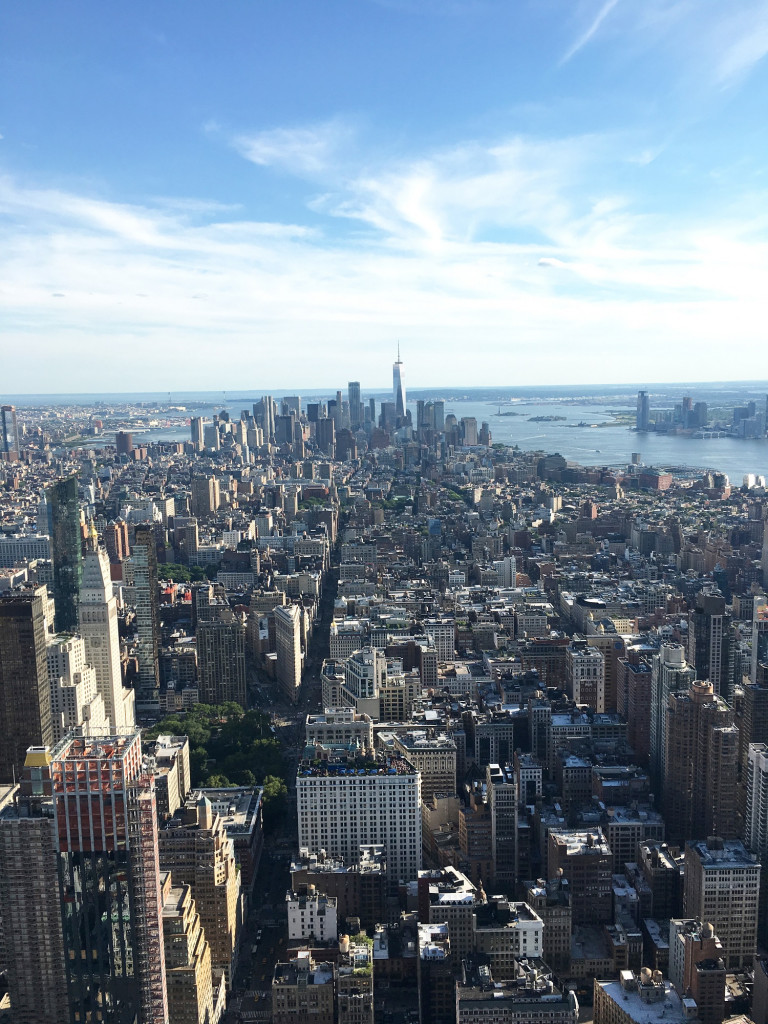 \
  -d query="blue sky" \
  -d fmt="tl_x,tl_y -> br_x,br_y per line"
1,0 -> 767,393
